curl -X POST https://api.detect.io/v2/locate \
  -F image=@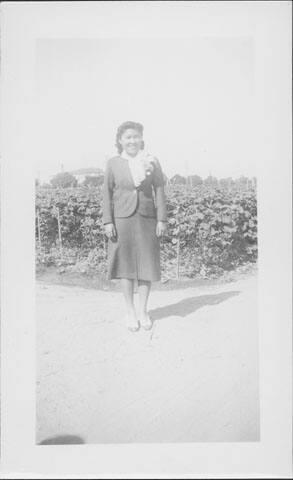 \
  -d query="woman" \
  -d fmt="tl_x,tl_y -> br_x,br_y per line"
102,121 -> 167,332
